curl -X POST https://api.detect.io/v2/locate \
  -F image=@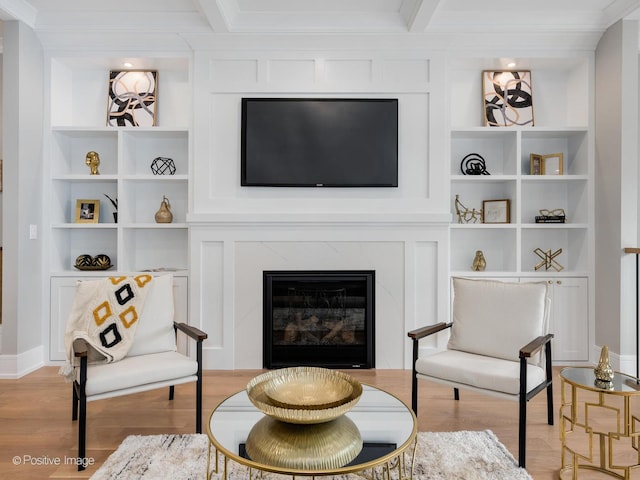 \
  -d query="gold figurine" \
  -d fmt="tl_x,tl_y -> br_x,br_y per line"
594,345 -> 614,383
85,151 -> 100,175
454,194 -> 482,224
472,250 -> 486,271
